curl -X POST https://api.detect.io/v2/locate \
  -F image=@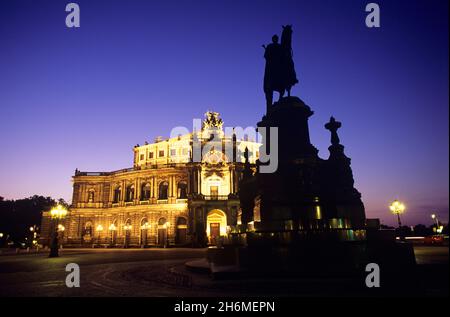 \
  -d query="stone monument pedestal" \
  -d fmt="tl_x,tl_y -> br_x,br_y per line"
202,96 -> 415,278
